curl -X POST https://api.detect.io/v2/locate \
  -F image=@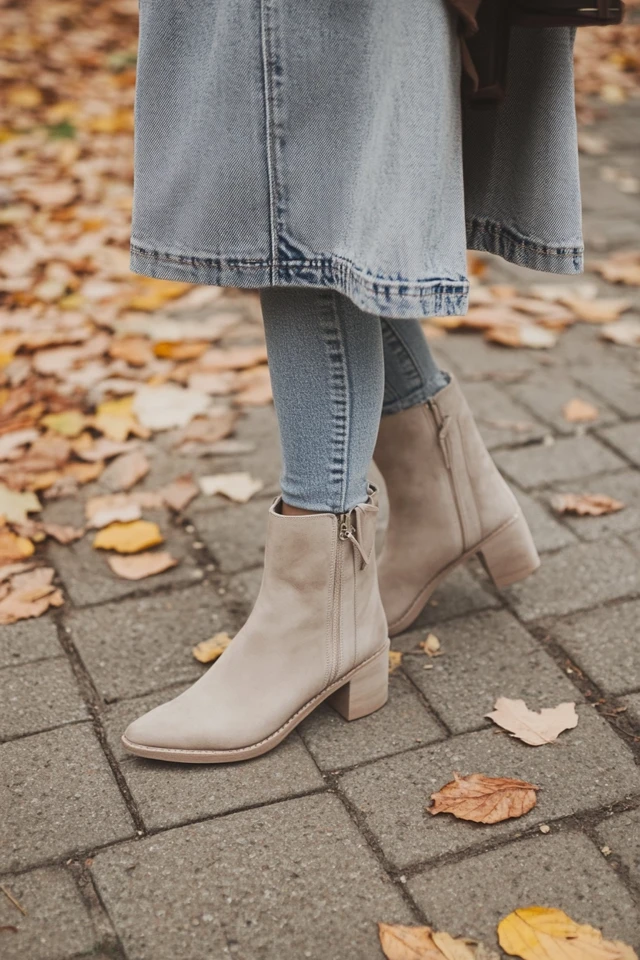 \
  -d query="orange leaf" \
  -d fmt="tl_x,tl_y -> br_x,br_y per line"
428,772 -> 539,824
